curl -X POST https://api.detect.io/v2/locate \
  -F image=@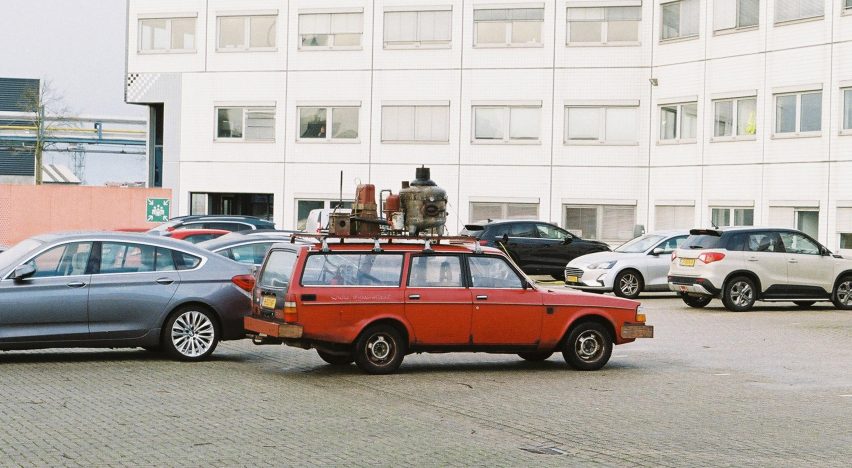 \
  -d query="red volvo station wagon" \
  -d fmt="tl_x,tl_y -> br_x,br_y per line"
244,238 -> 653,374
